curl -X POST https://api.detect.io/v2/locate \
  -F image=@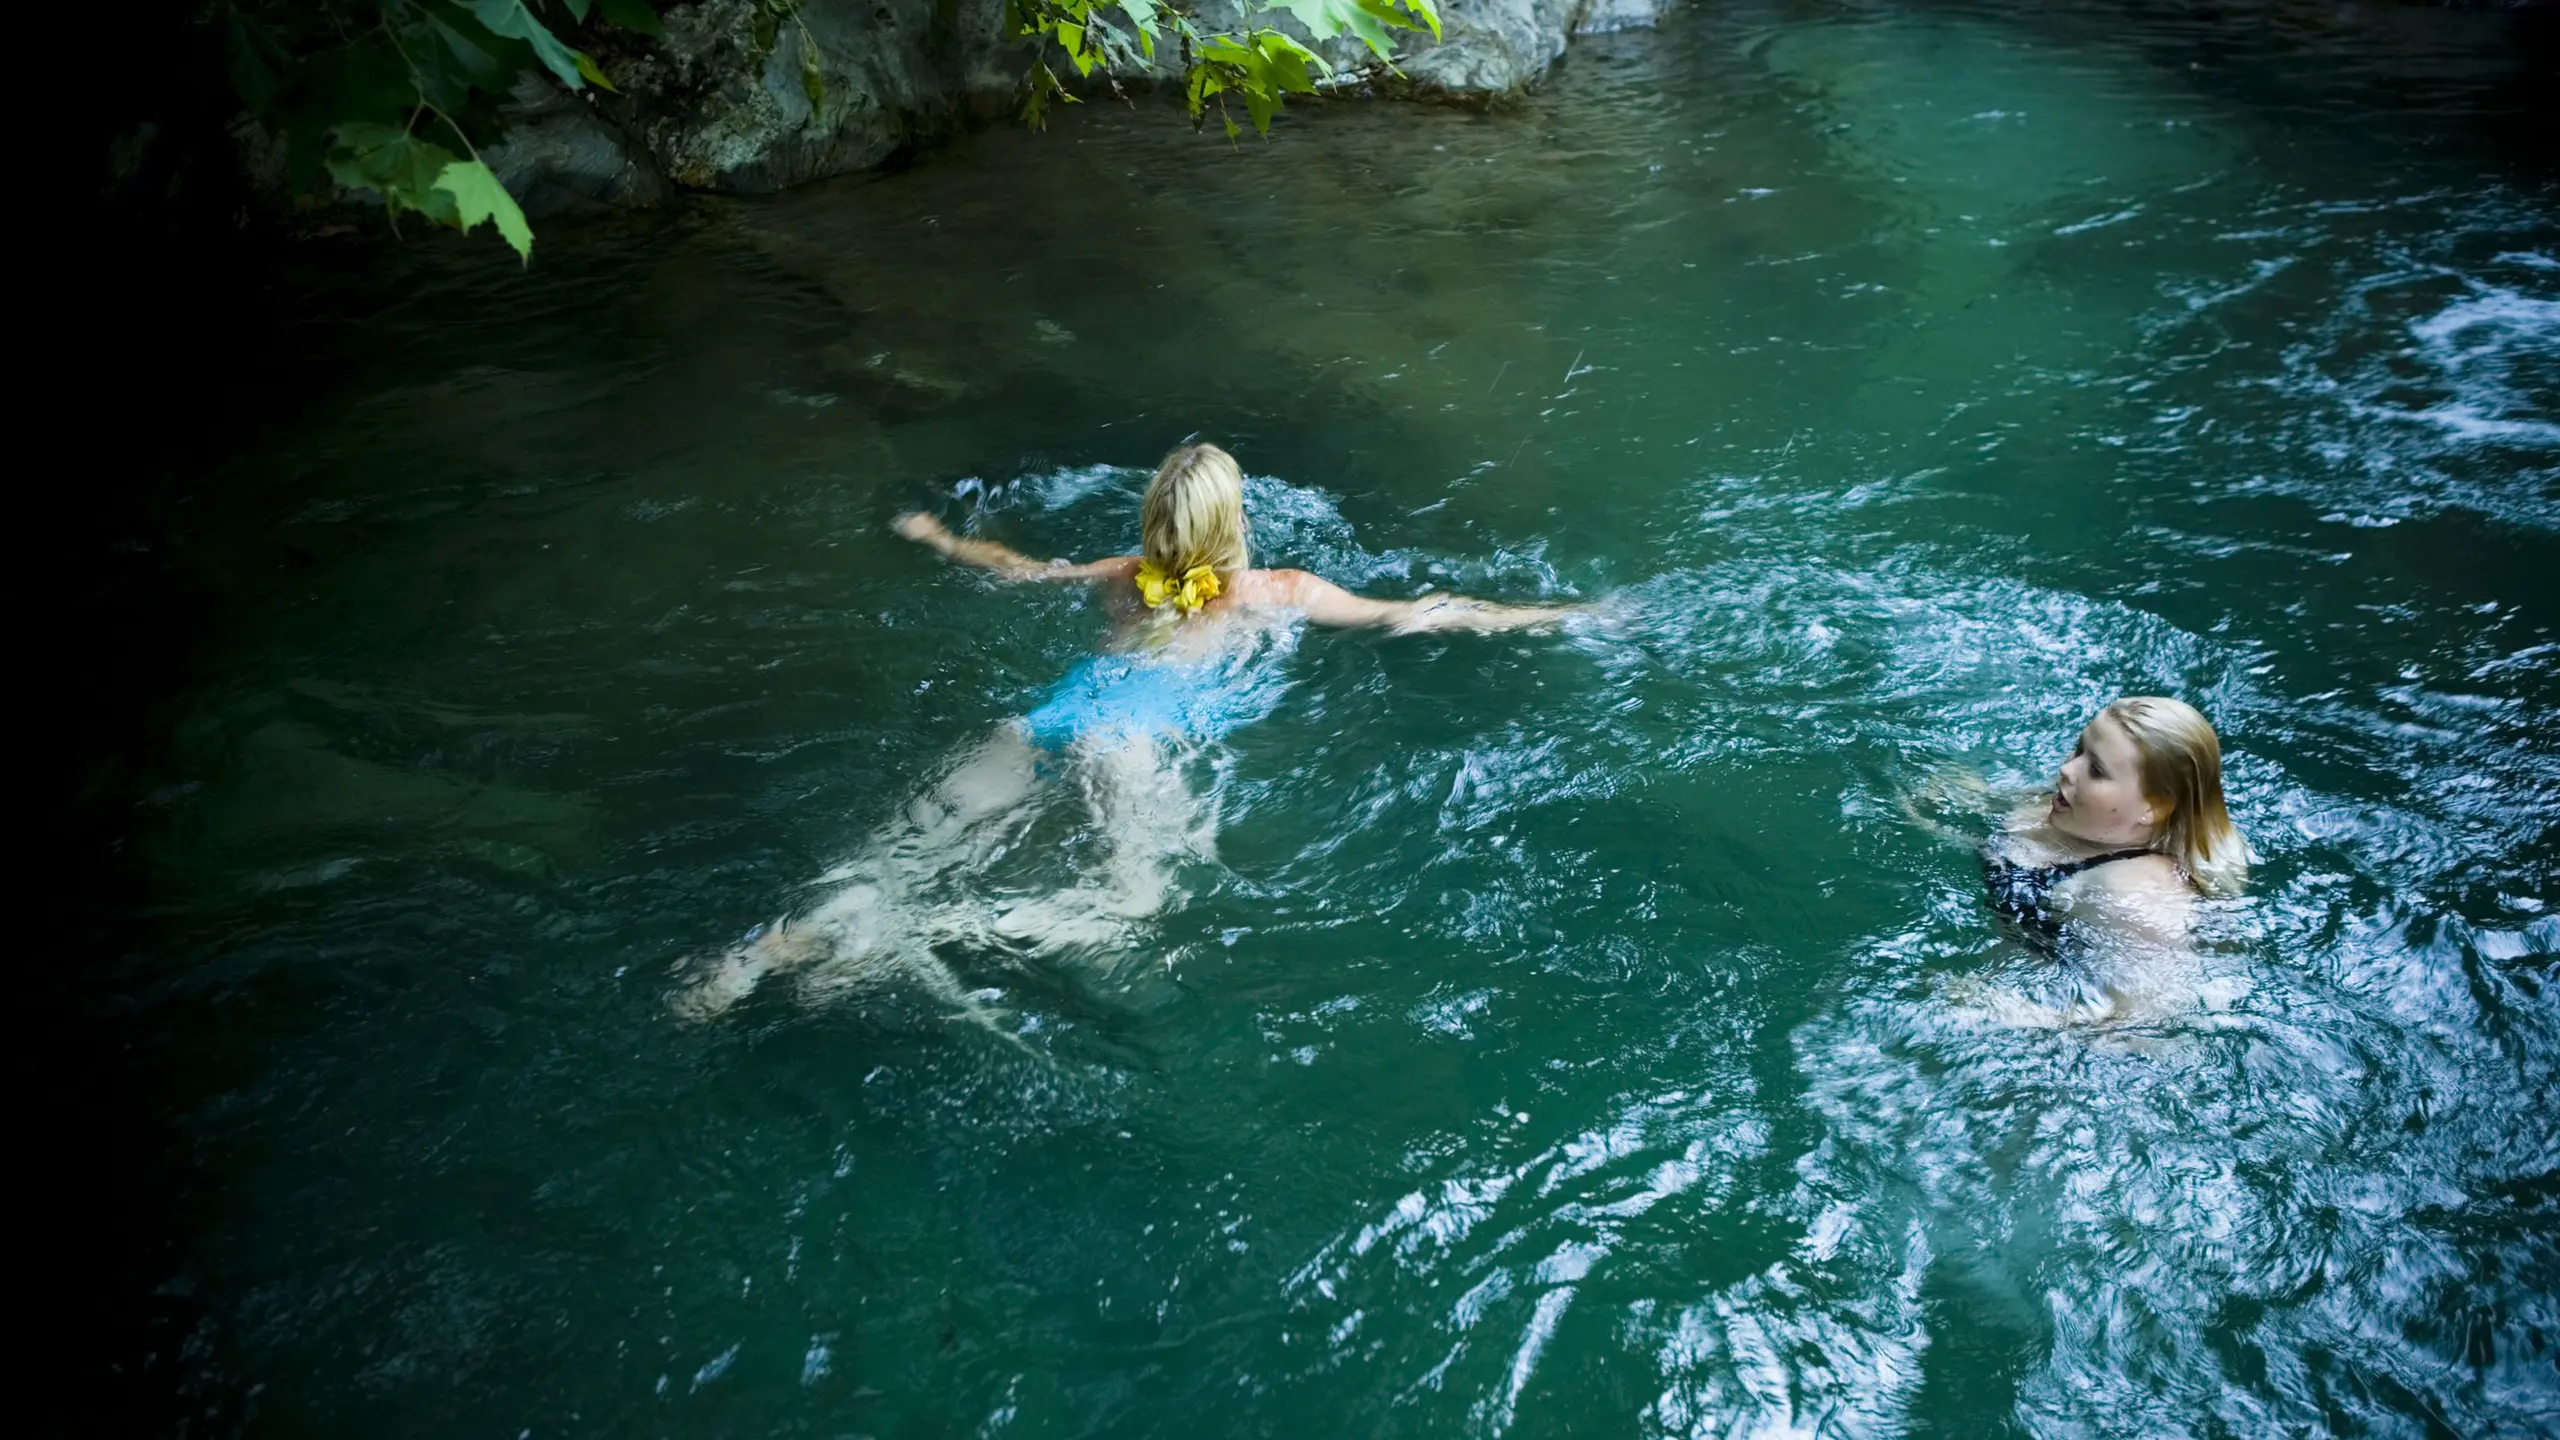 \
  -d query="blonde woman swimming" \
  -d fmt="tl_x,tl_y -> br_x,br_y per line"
678,443 -> 1573,1018
1969,696 -> 2250,1024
